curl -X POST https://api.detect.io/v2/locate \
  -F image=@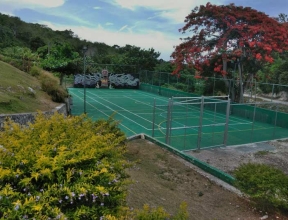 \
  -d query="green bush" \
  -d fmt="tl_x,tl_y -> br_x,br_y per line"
29,66 -> 42,77
234,163 -> 288,212
39,72 -> 68,102
132,203 -> 188,220
0,113 -> 131,219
